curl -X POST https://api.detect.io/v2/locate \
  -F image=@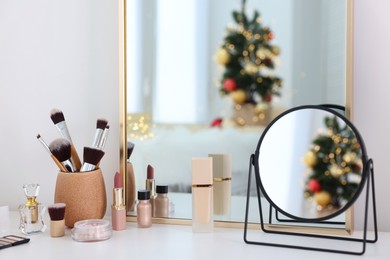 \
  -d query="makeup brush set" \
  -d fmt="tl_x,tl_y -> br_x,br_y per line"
37,108 -> 109,173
